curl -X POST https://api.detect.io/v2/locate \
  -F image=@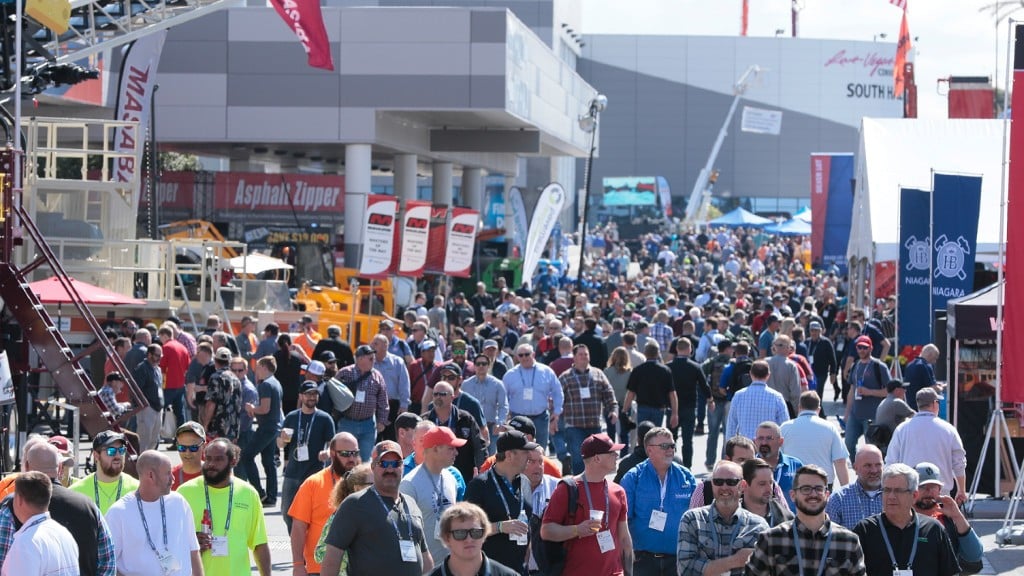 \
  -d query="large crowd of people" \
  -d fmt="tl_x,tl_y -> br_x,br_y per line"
0,223 -> 976,576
